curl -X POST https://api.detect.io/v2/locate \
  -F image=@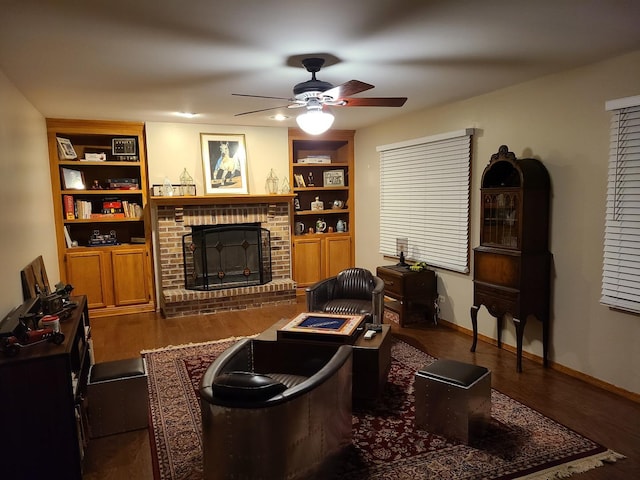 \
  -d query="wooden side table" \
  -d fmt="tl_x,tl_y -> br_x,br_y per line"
376,265 -> 437,327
